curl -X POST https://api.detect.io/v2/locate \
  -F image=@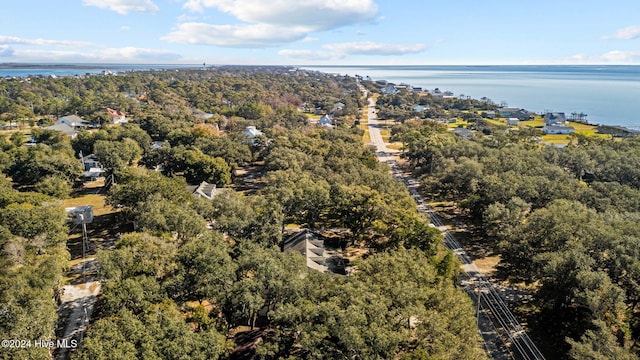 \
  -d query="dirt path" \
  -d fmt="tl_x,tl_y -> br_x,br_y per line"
54,259 -> 101,360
